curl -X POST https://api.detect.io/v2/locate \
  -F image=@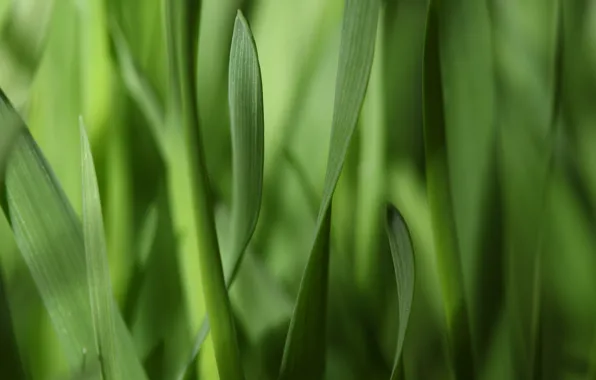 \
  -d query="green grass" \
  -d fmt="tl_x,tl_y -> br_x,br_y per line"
1,0 -> 596,379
